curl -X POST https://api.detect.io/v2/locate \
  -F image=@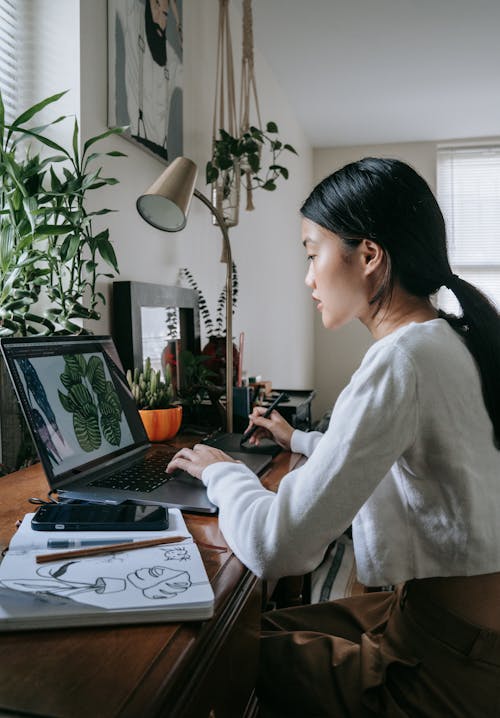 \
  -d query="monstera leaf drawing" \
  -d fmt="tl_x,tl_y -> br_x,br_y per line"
58,354 -> 123,452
